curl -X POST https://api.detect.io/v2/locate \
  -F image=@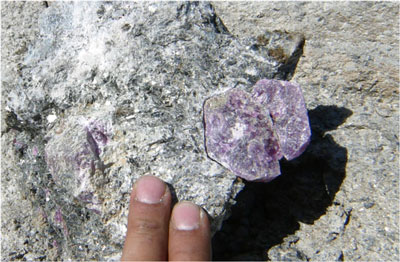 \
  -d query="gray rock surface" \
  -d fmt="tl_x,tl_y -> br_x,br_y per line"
211,1 -> 399,261
1,1 -> 398,261
1,1 -> 303,261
